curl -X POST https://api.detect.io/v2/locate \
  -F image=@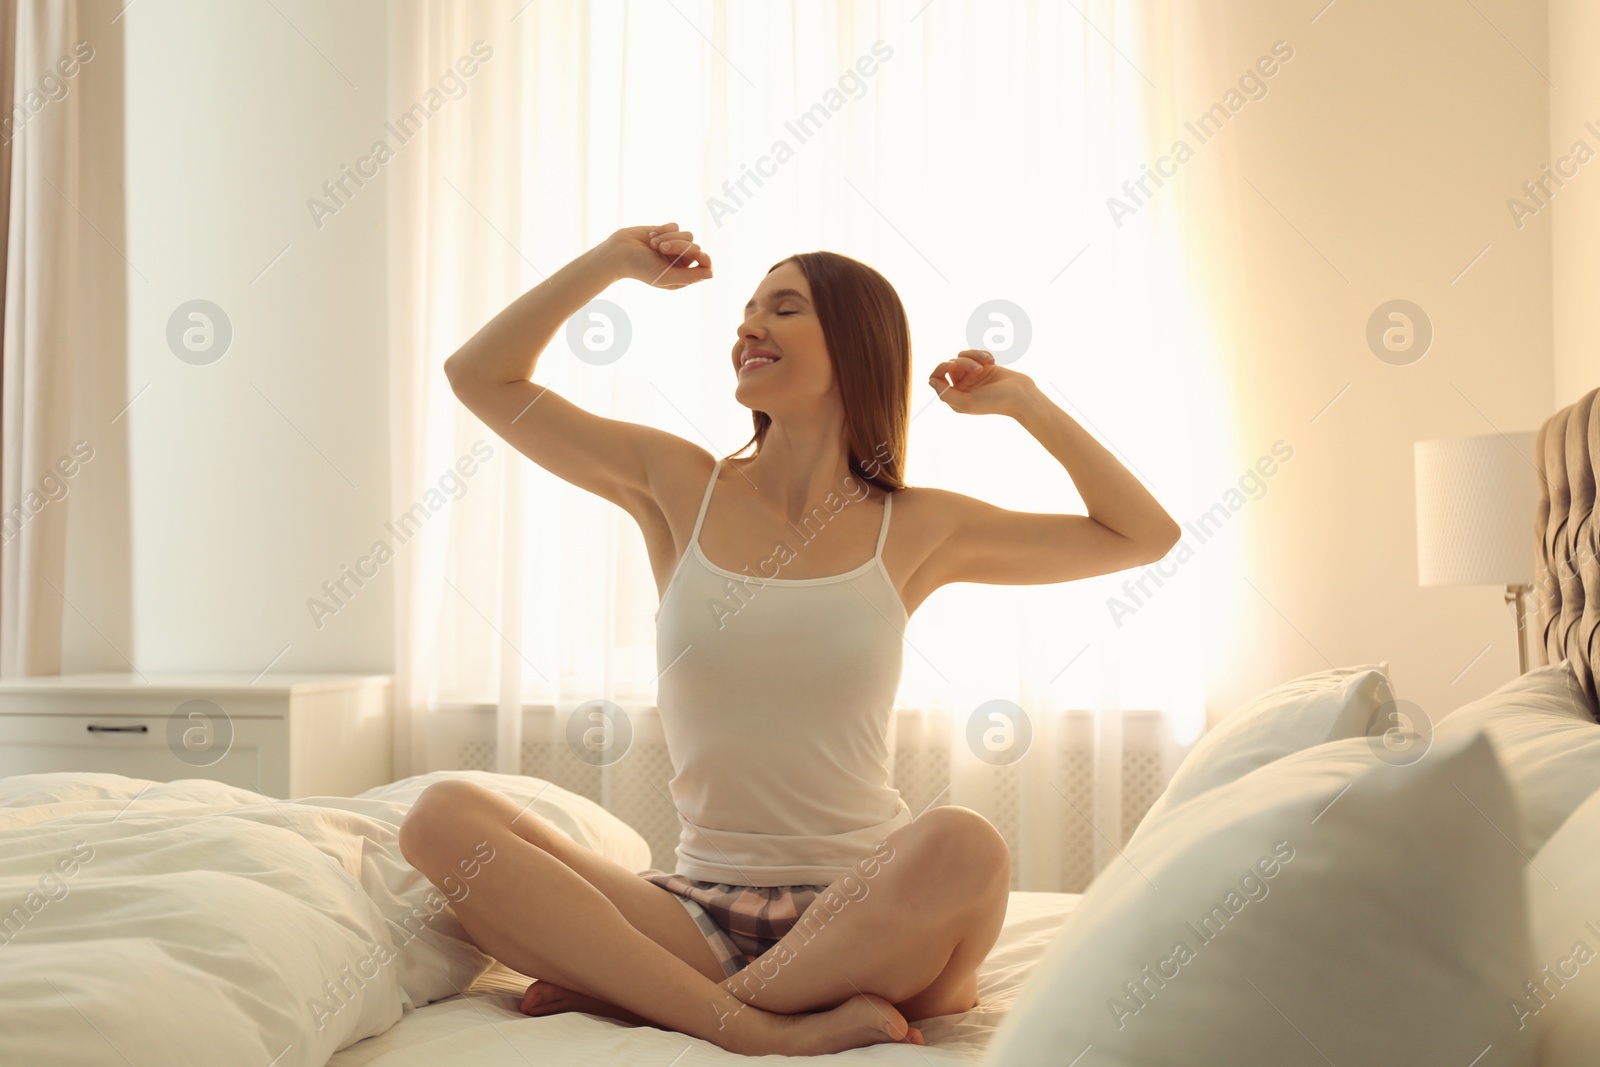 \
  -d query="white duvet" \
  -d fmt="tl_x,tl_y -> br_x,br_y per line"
0,771 -> 648,1067
0,771 -> 1077,1066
